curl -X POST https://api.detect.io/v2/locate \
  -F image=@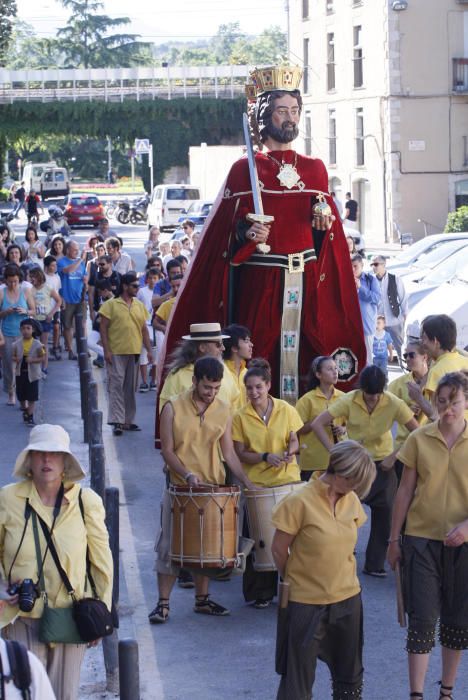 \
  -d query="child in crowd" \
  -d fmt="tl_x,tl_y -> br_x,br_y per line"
137,267 -> 163,391
29,267 -> 62,376
373,315 -> 394,376
44,255 -> 63,360
12,318 -> 45,425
